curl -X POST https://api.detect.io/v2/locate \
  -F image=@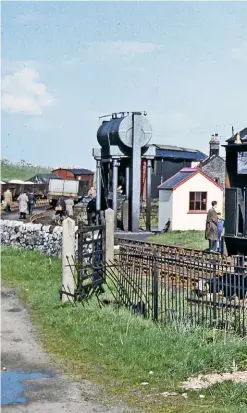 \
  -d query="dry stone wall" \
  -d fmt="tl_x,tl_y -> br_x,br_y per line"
1,220 -> 64,257
0,219 -> 102,259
